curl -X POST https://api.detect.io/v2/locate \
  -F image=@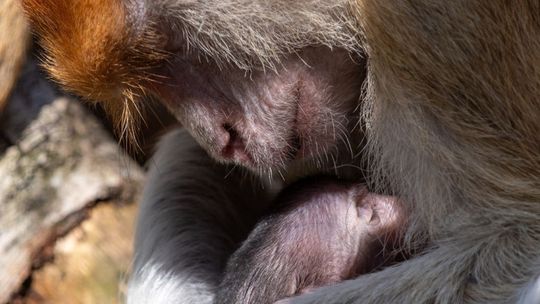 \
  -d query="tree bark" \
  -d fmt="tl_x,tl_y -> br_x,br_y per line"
0,57 -> 144,304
